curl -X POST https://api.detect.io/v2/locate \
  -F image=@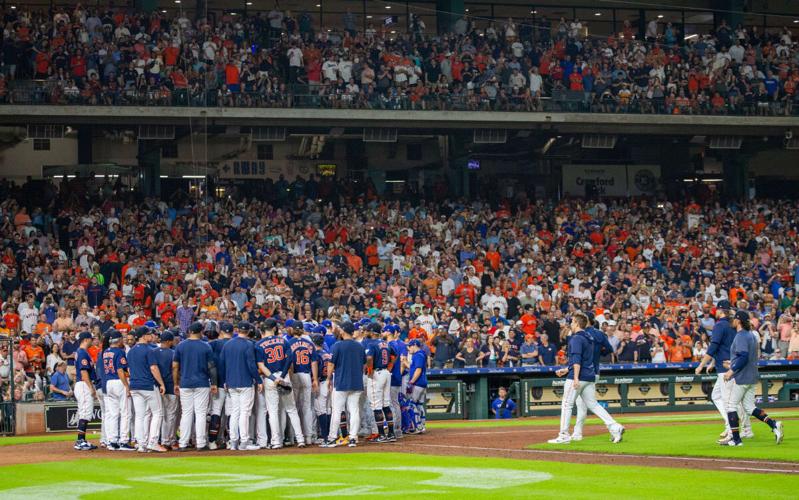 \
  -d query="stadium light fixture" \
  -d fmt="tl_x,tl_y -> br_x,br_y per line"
160,175 -> 169,178
182,175 -> 206,179
174,0 -> 180,3
385,5 -> 391,9
366,15 -> 372,18
594,12 -> 602,16
794,20 -> 799,23
657,15 -> 664,19
246,2 -> 252,5
531,10 -> 537,14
